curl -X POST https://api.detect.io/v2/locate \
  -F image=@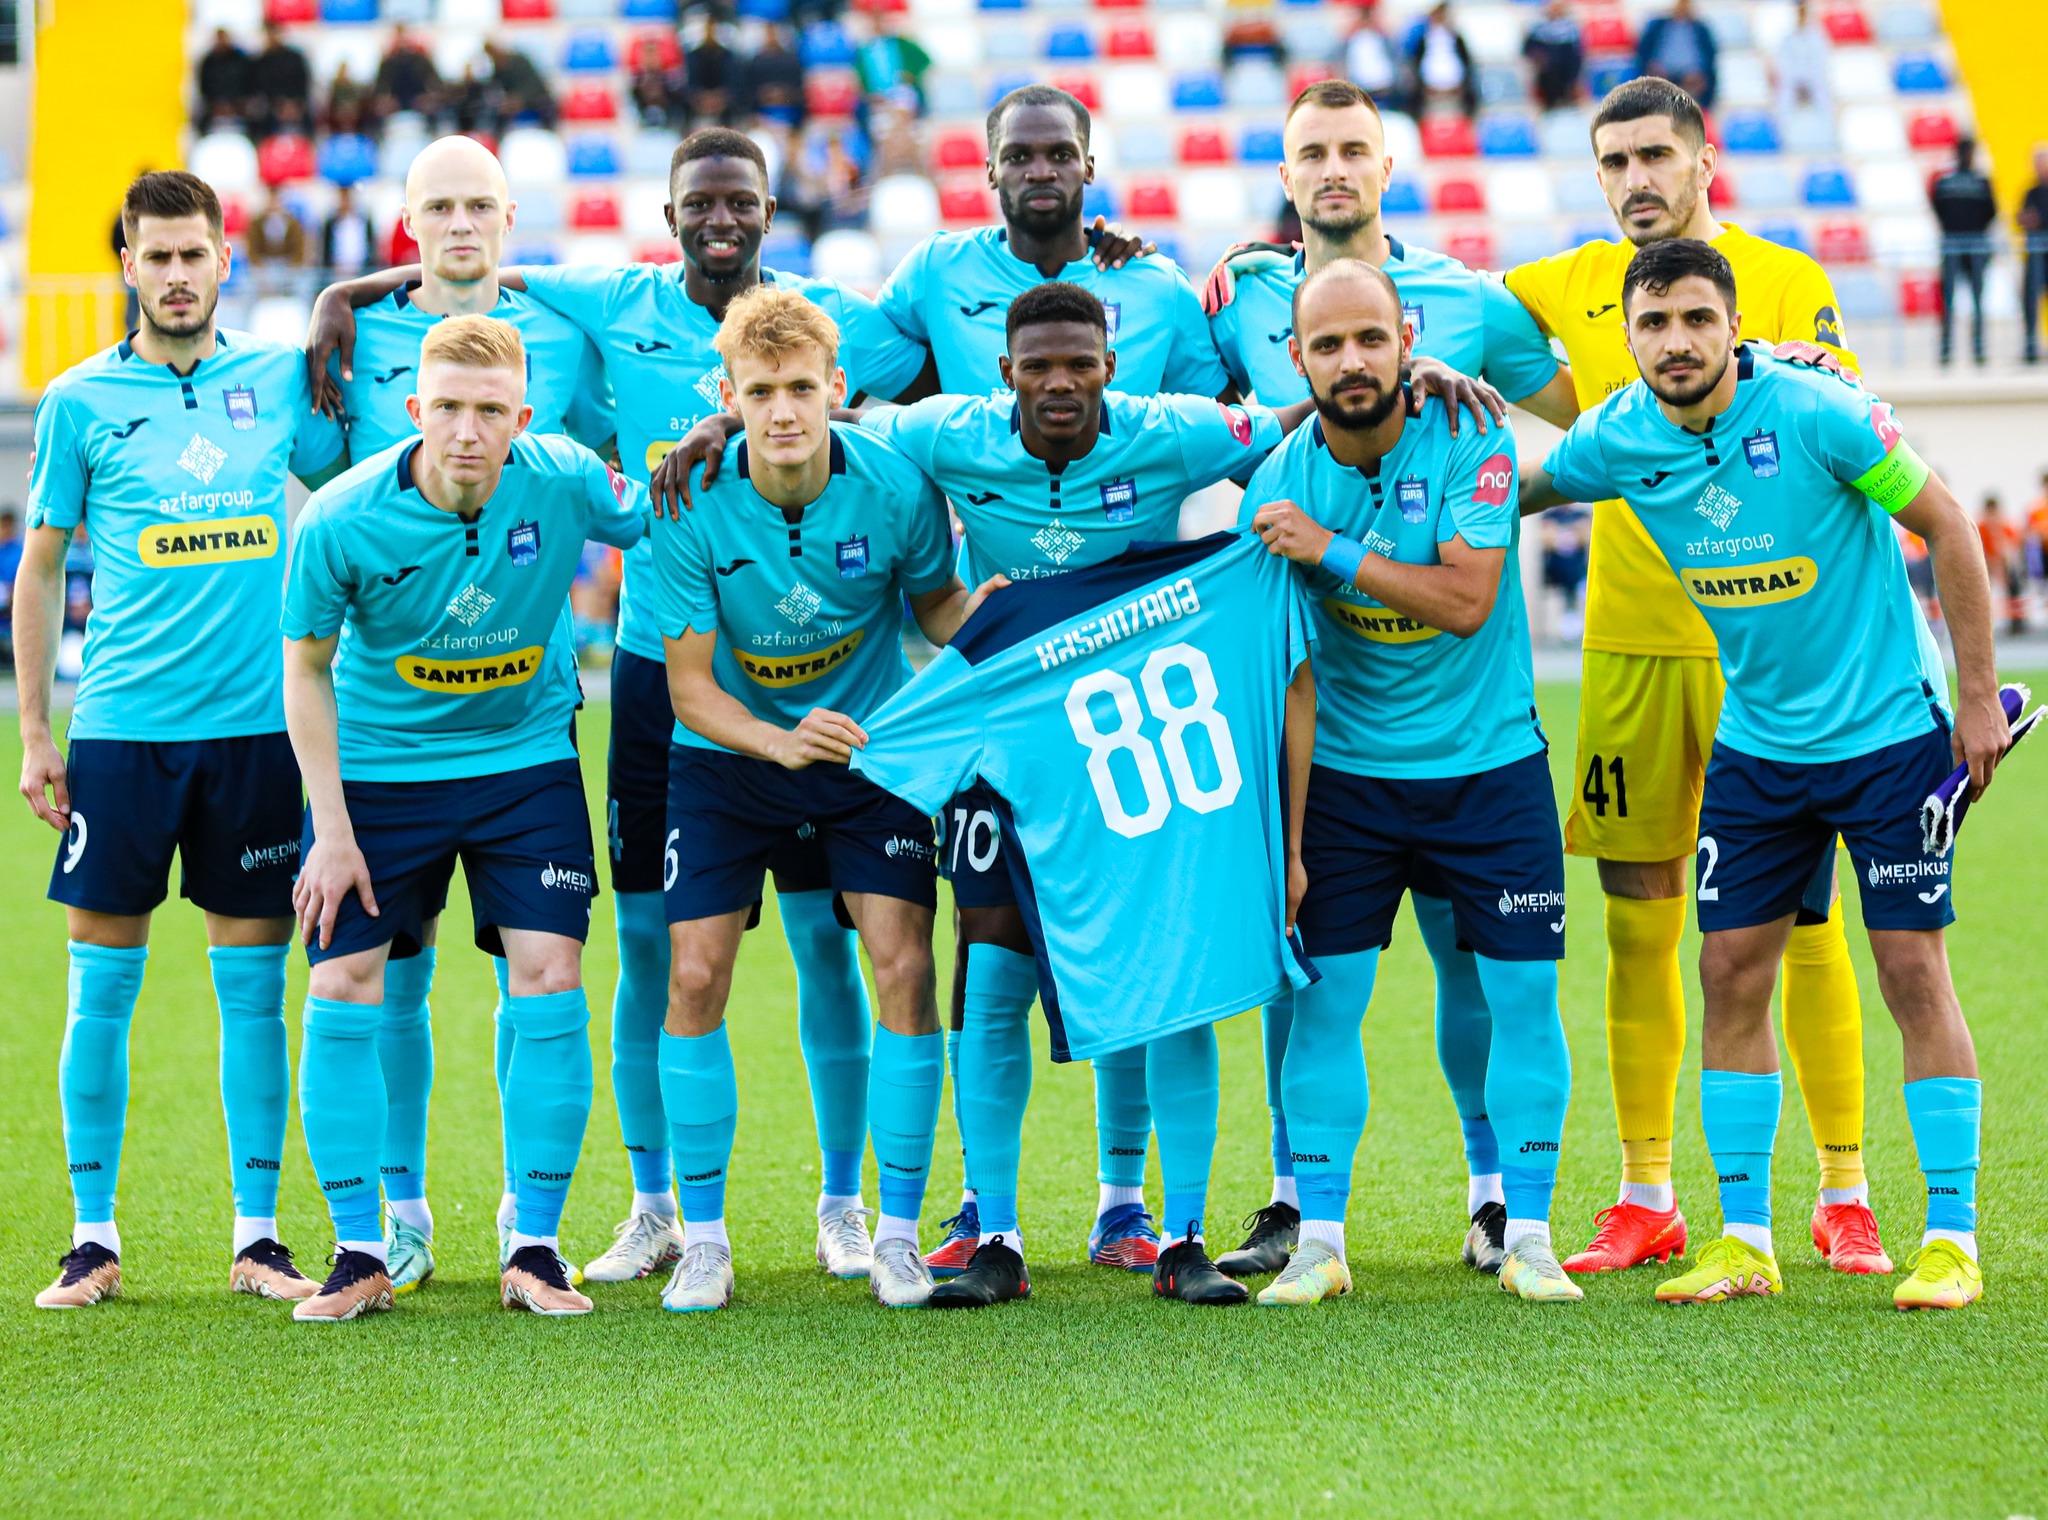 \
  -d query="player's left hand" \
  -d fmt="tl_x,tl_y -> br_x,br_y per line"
1772,339 -> 1860,383
1408,356 -> 1508,437
1285,850 -> 1307,931
649,414 -> 742,518
1954,687 -> 2010,799
1087,216 -> 1156,270
294,835 -> 378,951
960,572 -> 1011,622
1252,499 -> 1334,567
